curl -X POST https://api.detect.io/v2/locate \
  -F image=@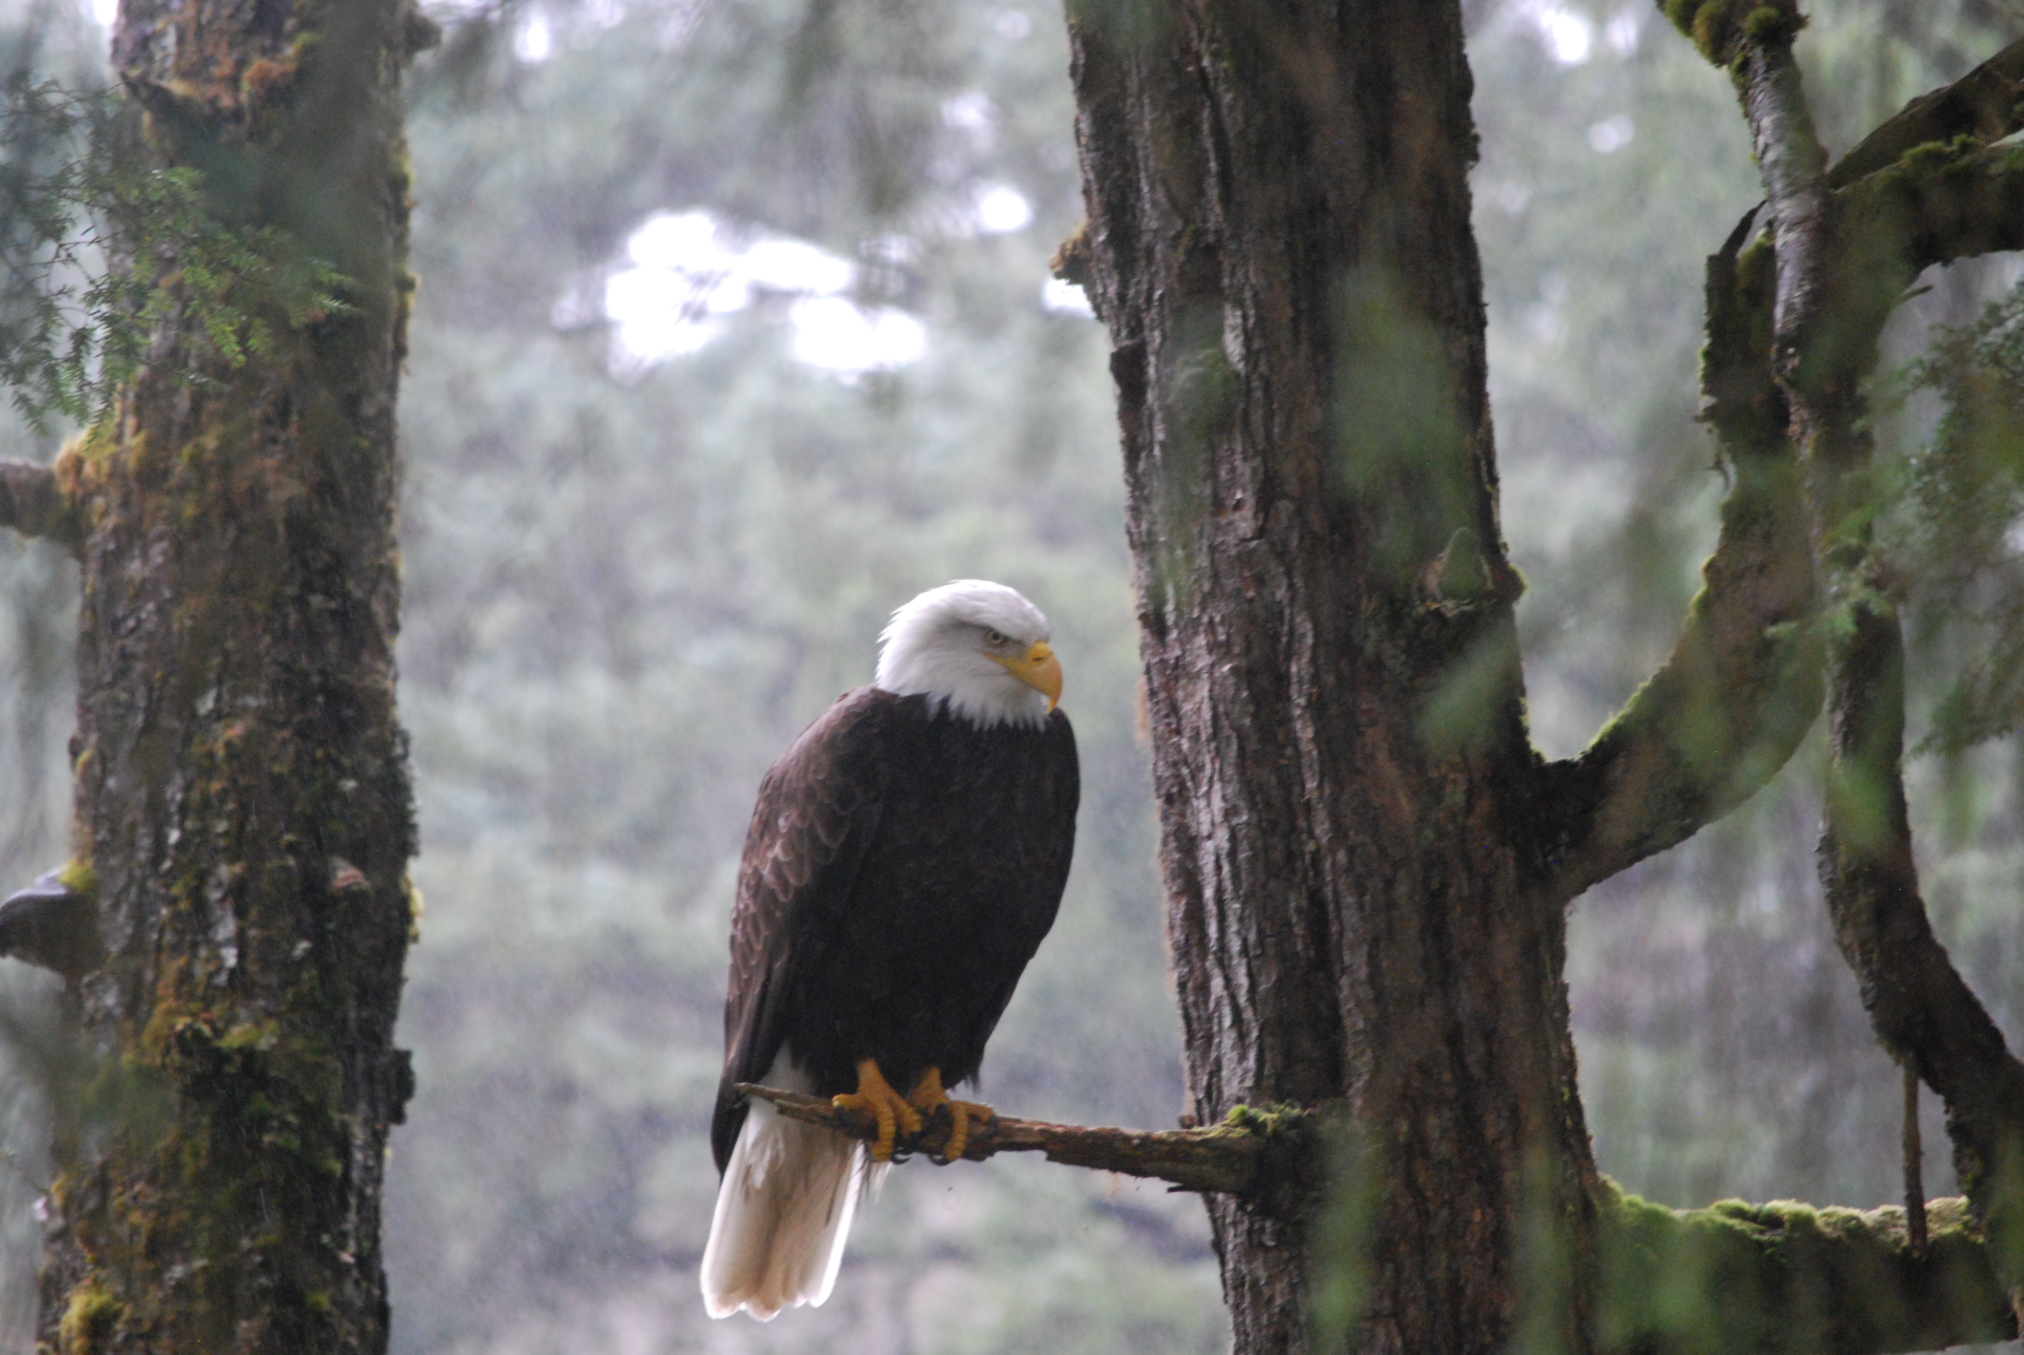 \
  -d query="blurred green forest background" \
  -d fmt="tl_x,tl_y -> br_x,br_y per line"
2,0 -> 2023,1350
